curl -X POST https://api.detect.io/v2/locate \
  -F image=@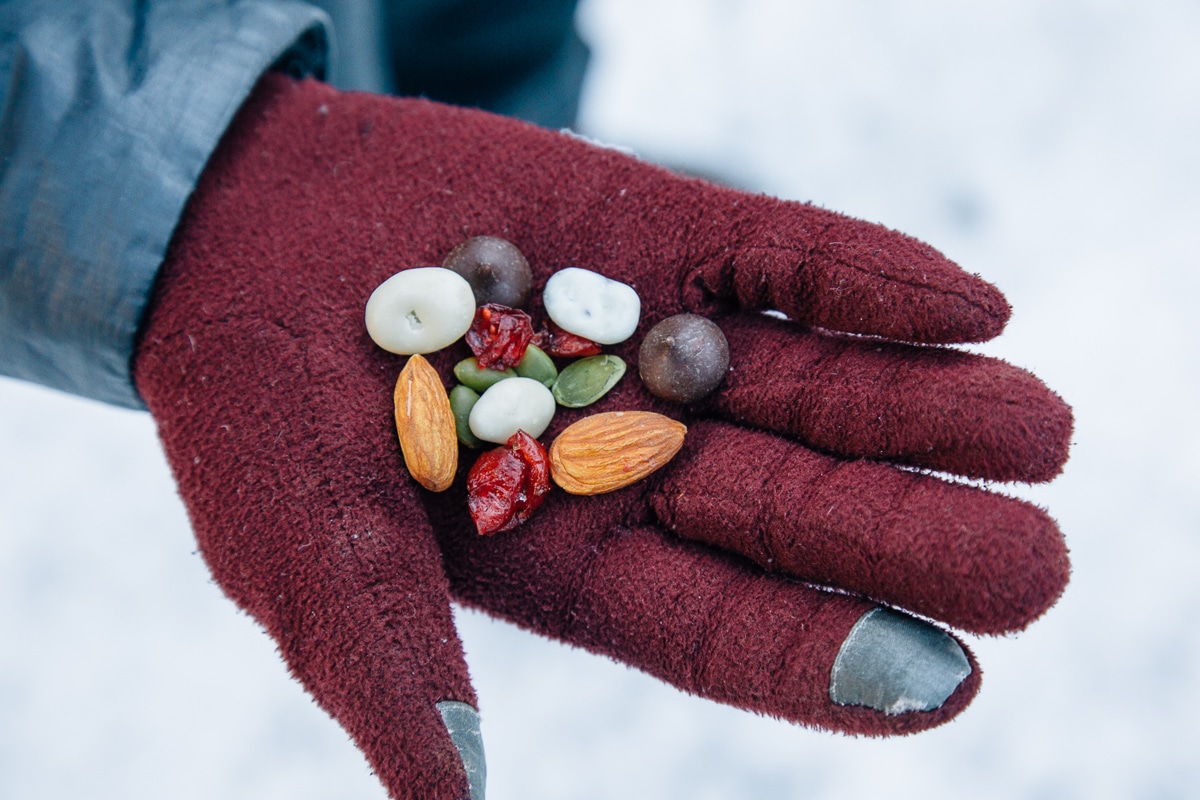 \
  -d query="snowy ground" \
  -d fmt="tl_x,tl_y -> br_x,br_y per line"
2,1 -> 1198,798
